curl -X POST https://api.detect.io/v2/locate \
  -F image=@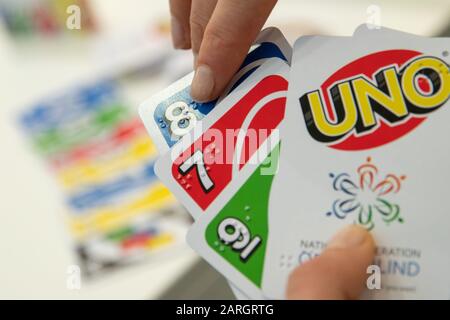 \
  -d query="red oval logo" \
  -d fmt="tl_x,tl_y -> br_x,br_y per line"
299,50 -> 449,151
